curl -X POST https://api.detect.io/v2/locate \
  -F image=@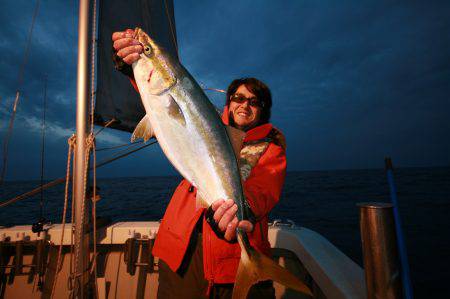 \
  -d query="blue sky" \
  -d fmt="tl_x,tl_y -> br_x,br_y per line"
0,0 -> 449,181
